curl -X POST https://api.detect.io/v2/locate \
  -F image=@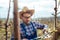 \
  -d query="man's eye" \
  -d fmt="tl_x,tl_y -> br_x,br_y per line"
25,17 -> 29,18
